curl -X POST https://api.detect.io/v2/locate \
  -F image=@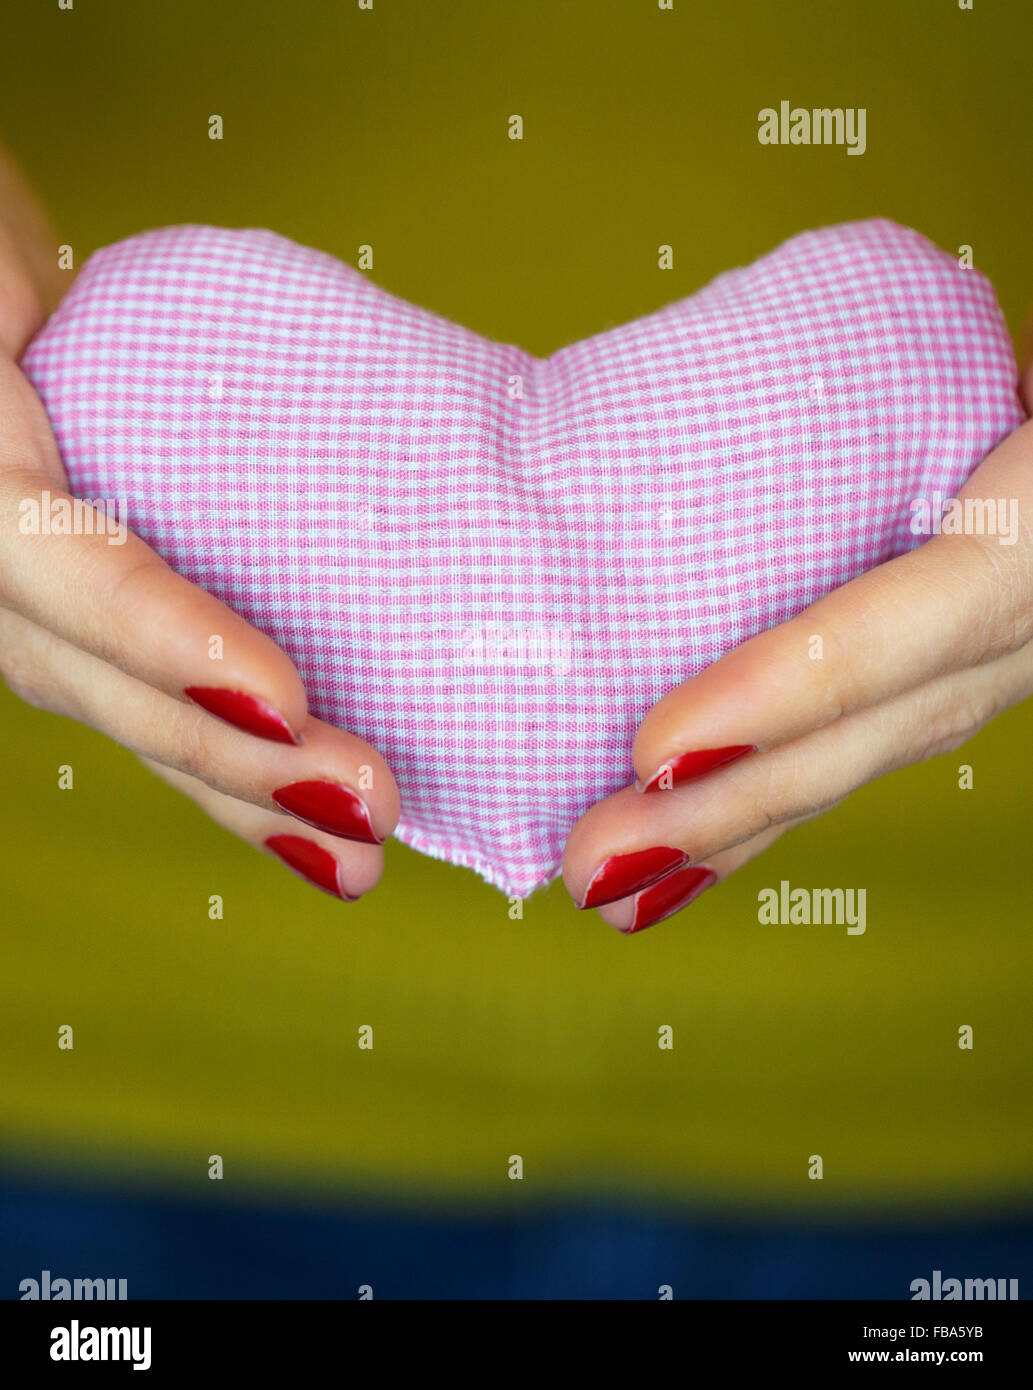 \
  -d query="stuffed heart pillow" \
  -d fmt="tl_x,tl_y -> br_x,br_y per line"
21,219 -> 1023,896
